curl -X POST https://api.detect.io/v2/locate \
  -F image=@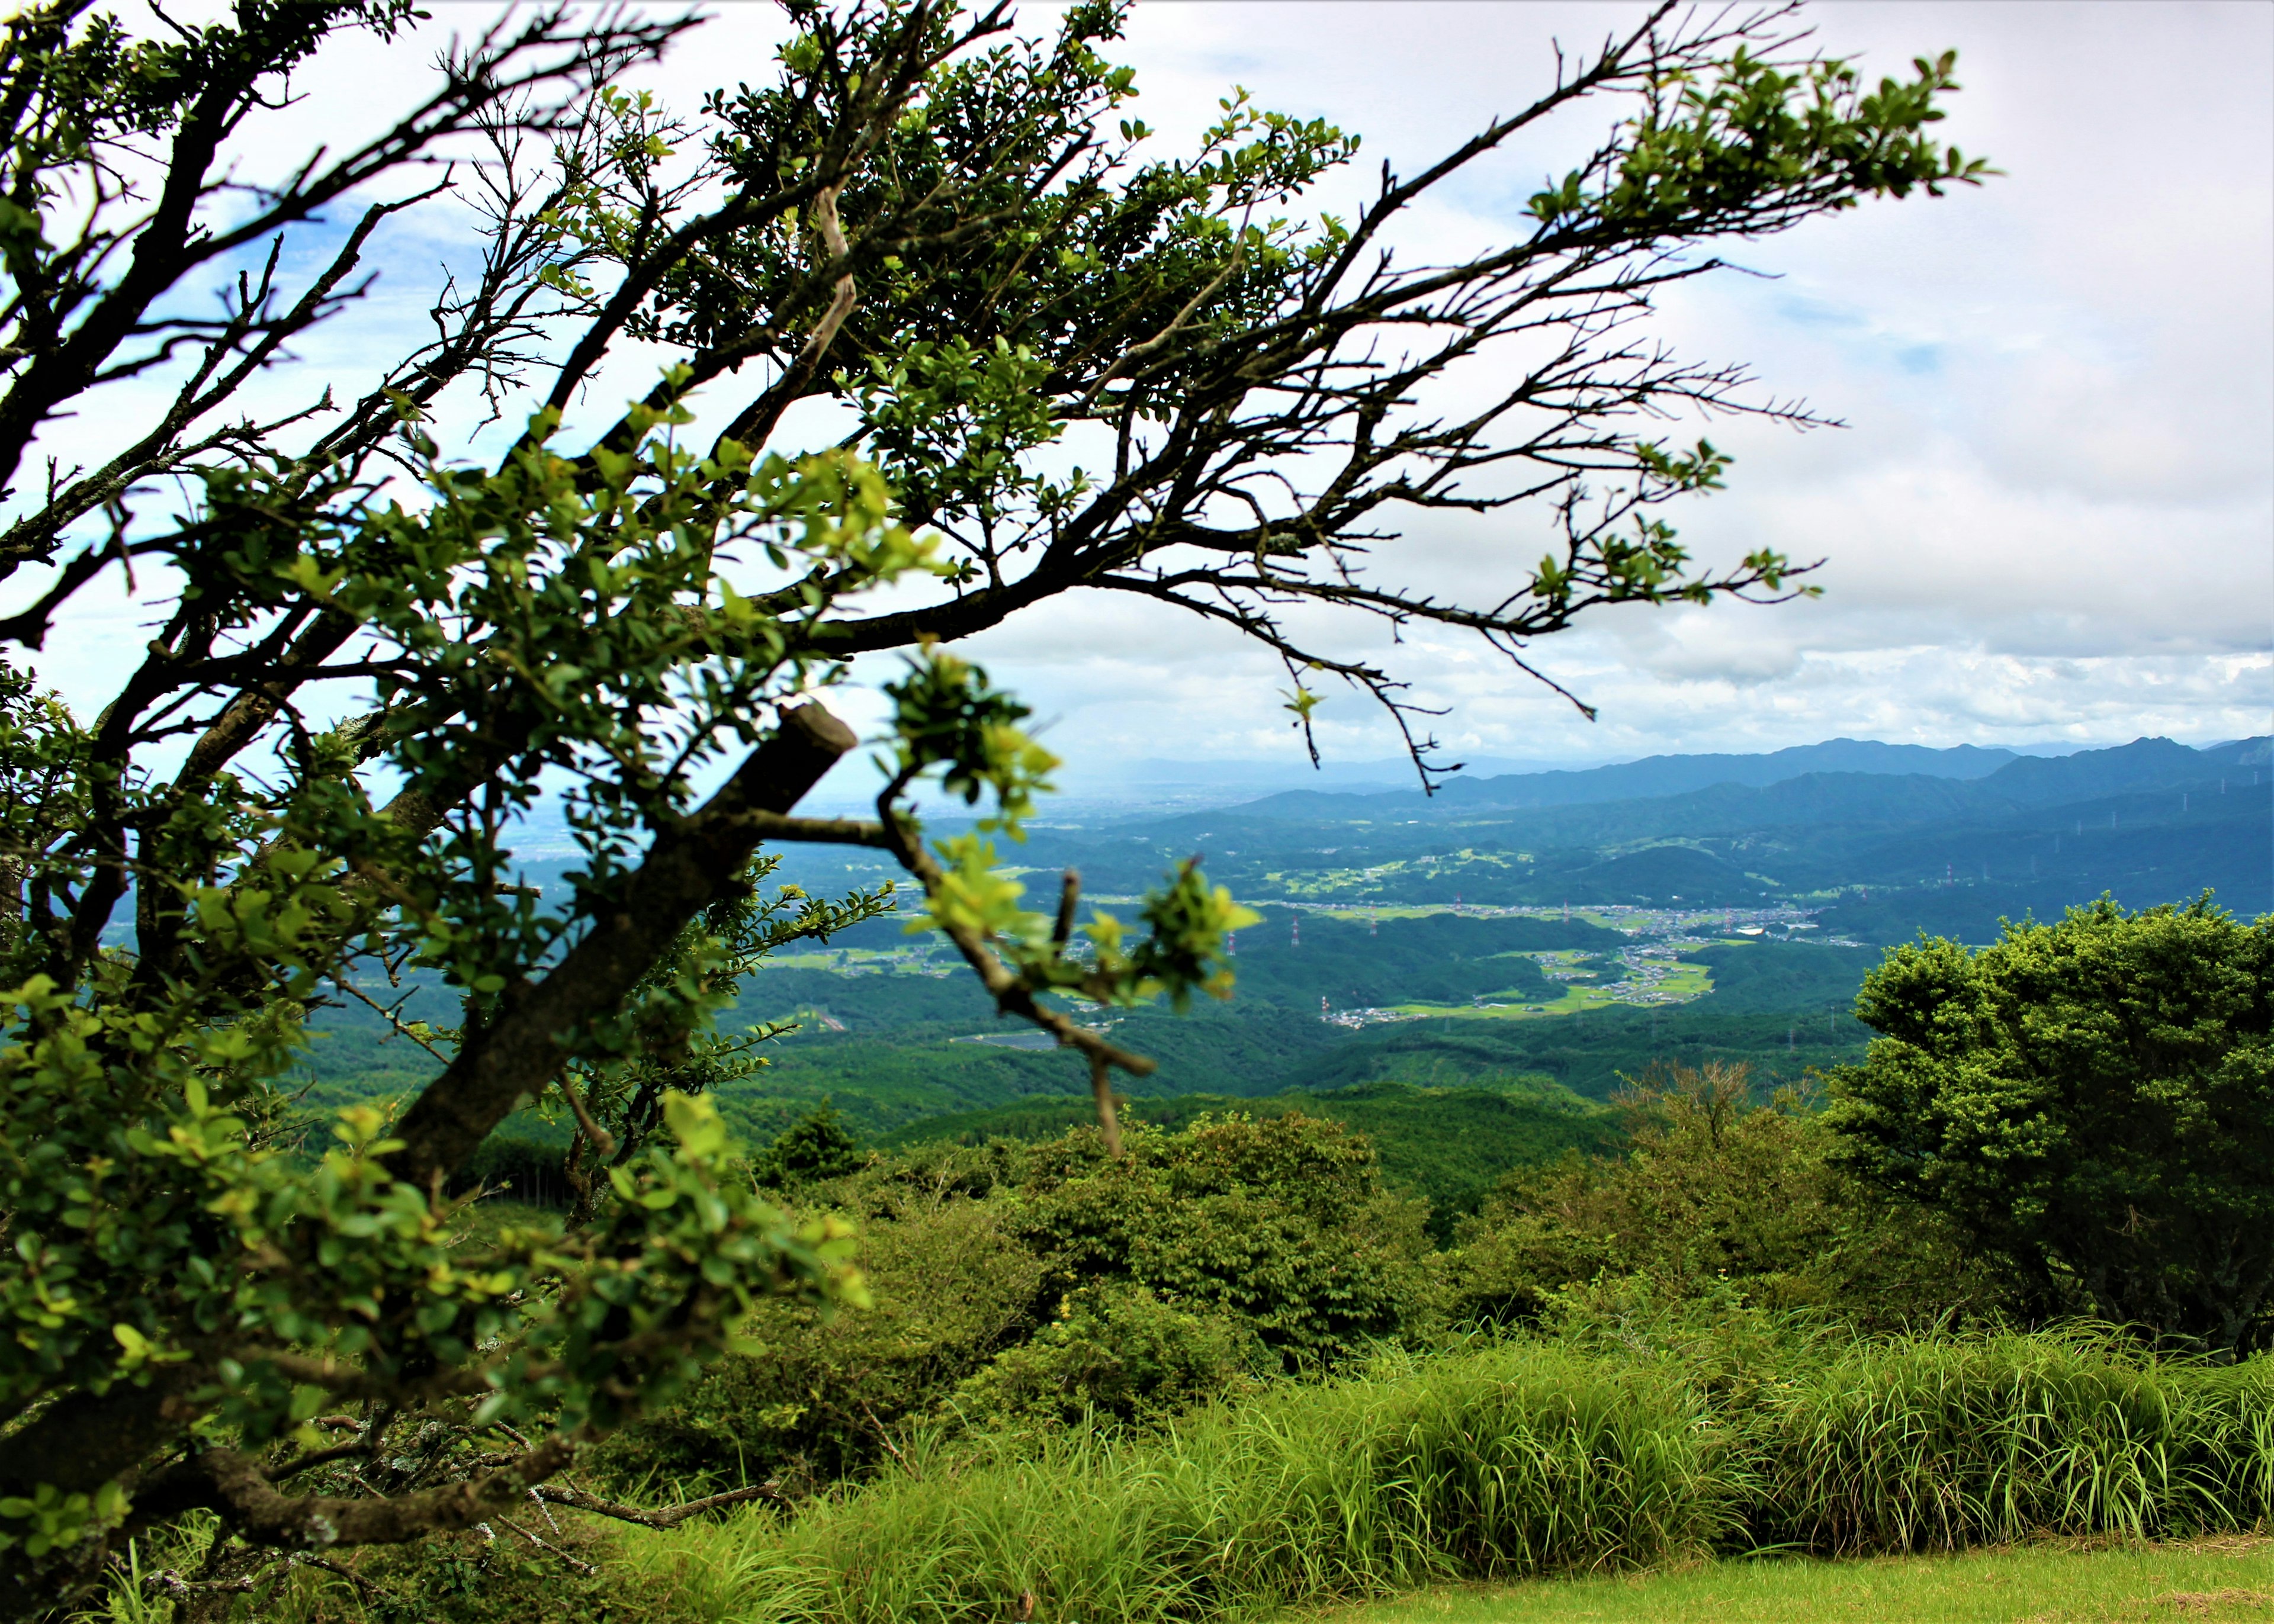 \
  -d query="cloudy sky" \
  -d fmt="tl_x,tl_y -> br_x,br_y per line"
936,0 -> 2274,776
9,1 -> 2271,790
